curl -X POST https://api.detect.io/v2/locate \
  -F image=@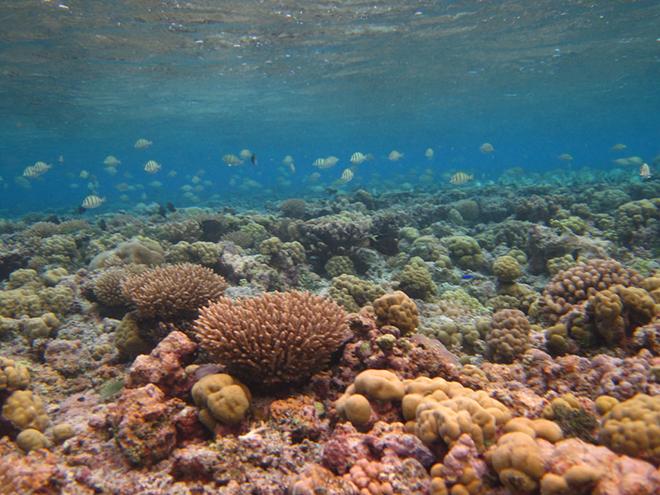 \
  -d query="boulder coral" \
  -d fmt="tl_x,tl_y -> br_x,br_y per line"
372,291 -> 419,335
329,274 -> 385,312
193,291 -> 349,386
486,309 -> 531,364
